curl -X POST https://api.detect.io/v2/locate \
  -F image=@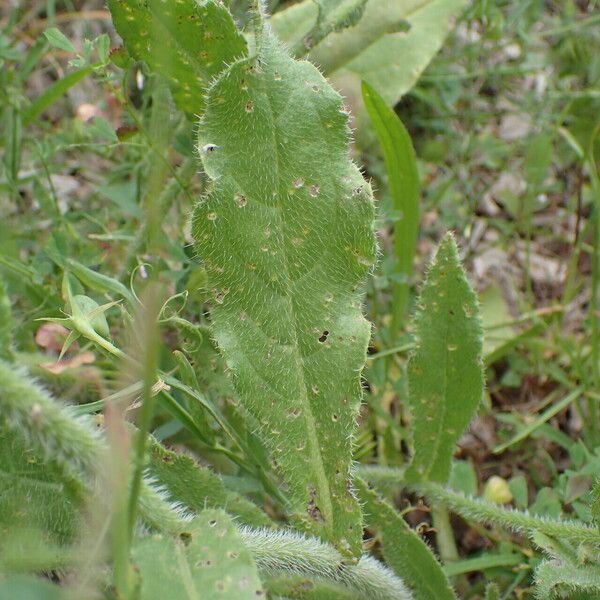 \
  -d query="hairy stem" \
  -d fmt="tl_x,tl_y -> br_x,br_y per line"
239,528 -> 413,600
359,466 -> 600,546
250,0 -> 266,53
0,359 -> 187,533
